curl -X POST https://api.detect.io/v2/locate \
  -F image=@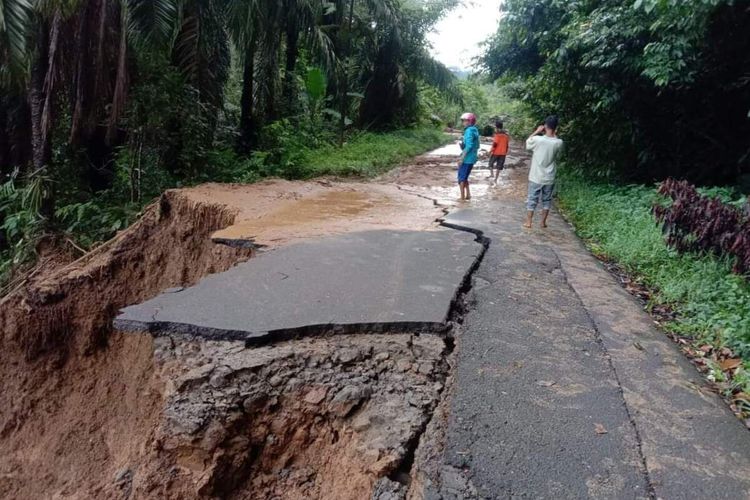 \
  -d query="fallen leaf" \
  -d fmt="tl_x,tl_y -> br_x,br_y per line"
594,423 -> 608,435
720,358 -> 742,371
536,380 -> 556,387
719,347 -> 734,358
699,344 -> 713,353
